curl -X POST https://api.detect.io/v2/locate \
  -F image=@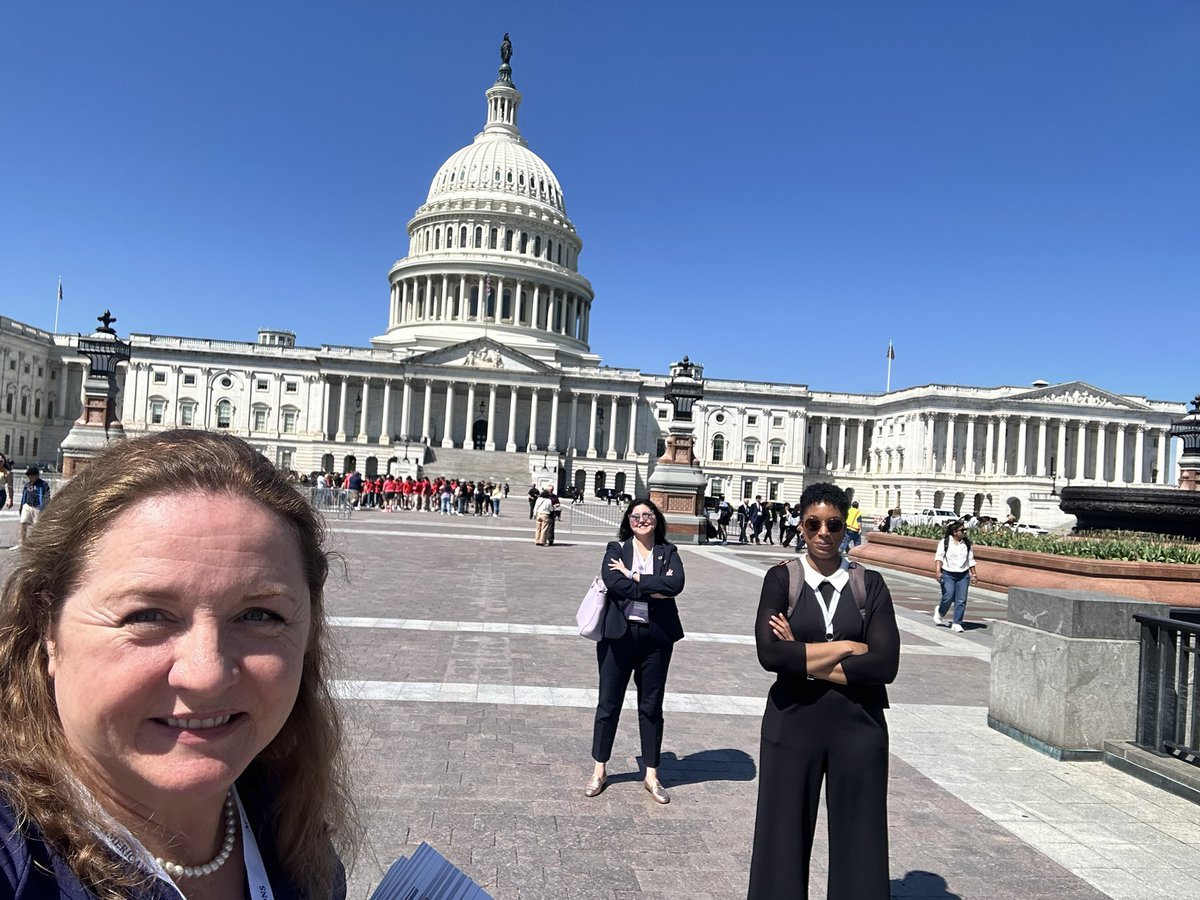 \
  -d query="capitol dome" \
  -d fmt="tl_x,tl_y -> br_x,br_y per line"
376,37 -> 596,368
